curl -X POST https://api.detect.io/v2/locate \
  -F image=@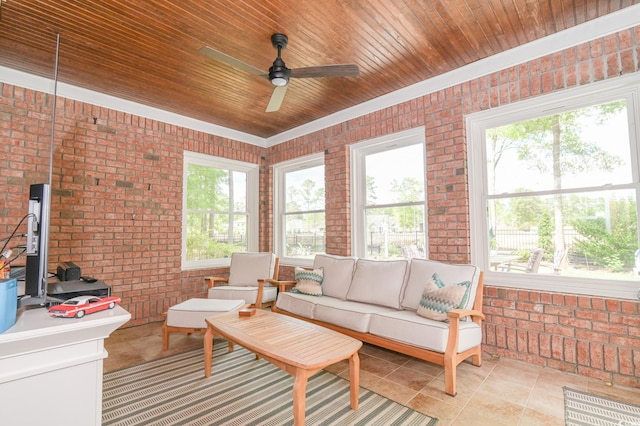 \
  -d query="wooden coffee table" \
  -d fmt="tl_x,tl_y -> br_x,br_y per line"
204,309 -> 362,426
